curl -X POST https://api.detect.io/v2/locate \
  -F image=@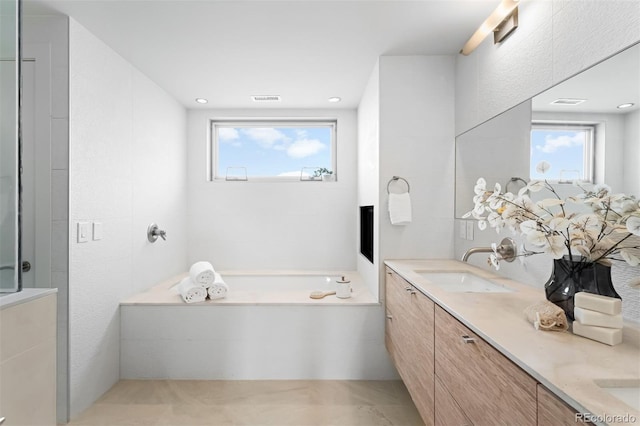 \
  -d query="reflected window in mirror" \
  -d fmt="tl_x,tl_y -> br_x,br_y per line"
530,122 -> 595,183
